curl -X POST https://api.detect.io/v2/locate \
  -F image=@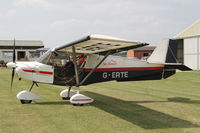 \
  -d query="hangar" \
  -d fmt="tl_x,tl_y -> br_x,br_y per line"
0,40 -> 44,64
174,19 -> 200,70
